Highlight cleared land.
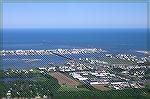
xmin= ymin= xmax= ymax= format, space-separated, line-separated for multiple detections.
xmin=49 ymin=72 xmax=80 ymax=87
xmin=92 ymin=84 xmax=110 ymax=91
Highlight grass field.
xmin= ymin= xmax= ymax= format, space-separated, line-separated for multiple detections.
xmin=54 ymin=88 xmax=150 ymax=99
xmin=92 ymin=84 xmax=110 ymax=91
xmin=58 ymin=86 xmax=89 ymax=92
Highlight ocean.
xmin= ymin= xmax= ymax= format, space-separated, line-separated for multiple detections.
xmin=2 ymin=28 xmax=148 ymax=50
xmin=1 ymin=28 xmax=149 ymax=70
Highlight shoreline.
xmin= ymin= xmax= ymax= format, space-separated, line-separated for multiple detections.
xmin=0 ymin=48 xmax=107 ymax=56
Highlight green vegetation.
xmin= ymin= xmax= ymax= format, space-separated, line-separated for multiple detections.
xmin=0 ymin=69 xmax=4 ymax=78
xmin=112 ymin=68 xmax=124 ymax=73
xmin=0 ymin=69 xmax=60 ymax=98
xmin=107 ymin=60 xmax=134 ymax=65
xmin=0 ymin=70 xmax=6 ymax=97
xmin=145 ymin=68 xmax=150 ymax=78
xmin=0 ymin=81 xmax=7 ymax=97
xmin=58 ymin=86 xmax=89 ymax=92
xmin=89 ymin=58 xmax=134 ymax=65
xmin=4 ymin=68 xmax=39 ymax=78
xmin=7 ymin=79 xmax=60 ymax=98
xmin=0 ymin=69 xmax=150 ymax=98
xmin=54 ymin=88 xmax=150 ymax=99
xmin=145 ymin=68 xmax=150 ymax=93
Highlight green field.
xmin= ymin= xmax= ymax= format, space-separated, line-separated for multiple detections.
xmin=58 ymin=86 xmax=89 ymax=92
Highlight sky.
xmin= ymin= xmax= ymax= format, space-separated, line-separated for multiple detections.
xmin=3 ymin=3 xmax=147 ymax=29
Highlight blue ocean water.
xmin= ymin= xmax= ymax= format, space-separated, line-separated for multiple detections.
xmin=2 ymin=28 xmax=148 ymax=50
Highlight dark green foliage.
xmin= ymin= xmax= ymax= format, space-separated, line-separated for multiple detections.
xmin=0 ymin=70 xmax=60 ymax=98
xmin=1 ymin=70 xmax=150 ymax=98
xmin=6 ymin=79 xmax=60 ymax=98
xmin=112 ymin=68 xmax=124 ymax=73
xmin=77 ymin=84 xmax=98 ymax=91
xmin=0 ymin=81 xmax=7 ymax=98
xmin=0 ymin=70 xmax=4 ymax=78
xmin=54 ymin=88 xmax=150 ymax=99
xmin=145 ymin=68 xmax=150 ymax=76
